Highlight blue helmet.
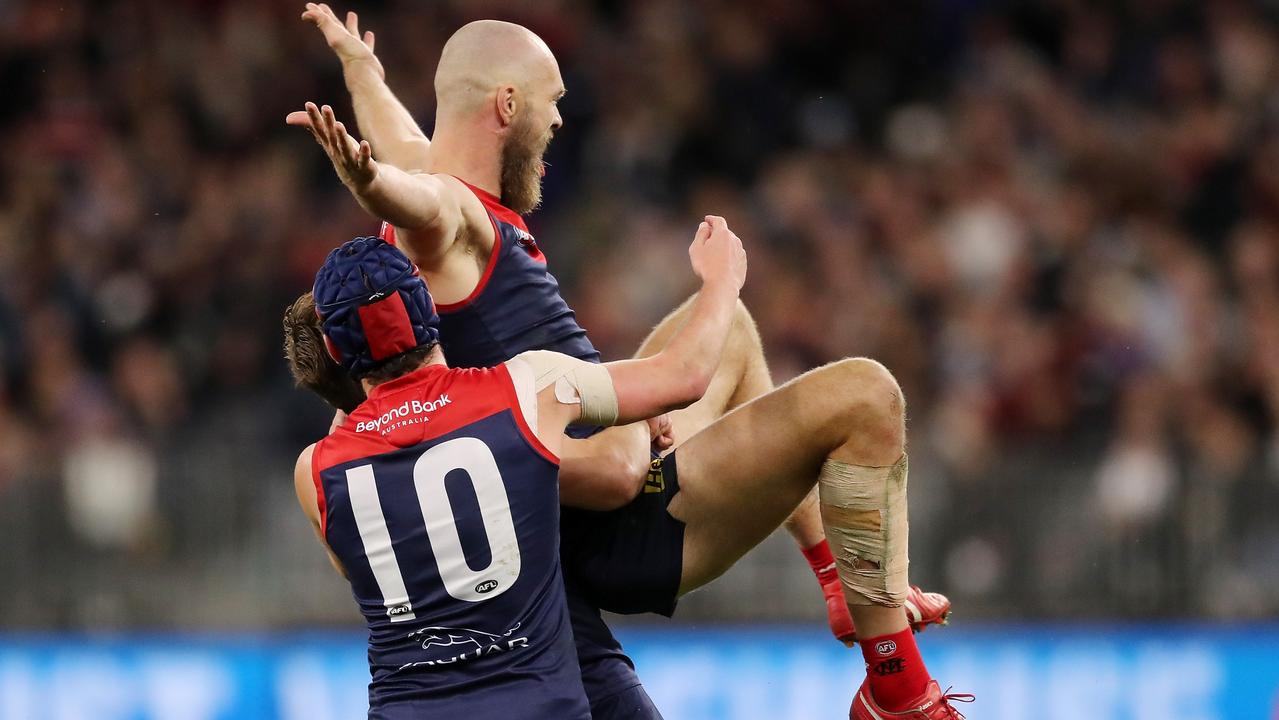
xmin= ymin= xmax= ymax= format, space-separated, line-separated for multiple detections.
xmin=312 ymin=237 xmax=440 ymax=377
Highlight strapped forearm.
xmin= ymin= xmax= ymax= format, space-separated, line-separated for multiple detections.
xmin=345 ymin=67 xmax=432 ymax=172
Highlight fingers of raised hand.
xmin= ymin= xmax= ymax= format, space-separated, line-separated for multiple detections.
xmin=321 ymin=105 xmax=339 ymax=137
xmin=304 ymin=102 xmax=328 ymax=140
xmin=693 ymin=220 xmax=711 ymax=244
xmin=332 ymin=121 xmax=358 ymax=161
xmin=302 ymin=3 xmax=334 ymax=27
xmin=306 ymin=102 xmax=327 ymax=140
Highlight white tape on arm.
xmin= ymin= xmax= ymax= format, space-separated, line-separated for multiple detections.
xmin=512 ymin=350 xmax=620 ymax=426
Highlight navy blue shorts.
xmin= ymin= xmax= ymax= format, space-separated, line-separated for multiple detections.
xmin=561 ymin=451 xmax=685 ymax=616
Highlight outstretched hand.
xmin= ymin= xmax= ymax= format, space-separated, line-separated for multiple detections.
xmin=301 ymin=3 xmax=384 ymax=79
xmin=288 ymin=102 xmax=378 ymax=191
xmin=688 ymin=215 xmax=748 ymax=294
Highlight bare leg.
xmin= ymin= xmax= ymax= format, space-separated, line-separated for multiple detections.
xmin=632 ymin=295 xmax=754 ymax=445
xmin=667 ymin=356 xmax=907 ymax=641
xmin=633 ymin=295 xmax=827 ymax=548
xmin=631 ymin=306 xmax=958 ymax=711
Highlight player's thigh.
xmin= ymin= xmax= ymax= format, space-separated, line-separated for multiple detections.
xmin=667 ymin=338 xmax=773 ymax=444
xmin=668 ymin=379 xmax=835 ymax=594
xmin=663 ymin=359 xmax=742 ymax=445
xmin=638 ymin=297 xmax=763 ymax=445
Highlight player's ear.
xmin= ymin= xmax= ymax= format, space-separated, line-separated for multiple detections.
xmin=495 ymin=85 xmax=518 ymax=128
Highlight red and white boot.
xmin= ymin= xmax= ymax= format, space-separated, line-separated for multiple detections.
xmin=805 ymin=541 xmax=952 ymax=644
xmin=821 ymin=583 xmax=952 ymax=644
xmin=850 ymin=679 xmax=974 ymax=720
xmin=902 ymin=586 xmax=952 ymax=637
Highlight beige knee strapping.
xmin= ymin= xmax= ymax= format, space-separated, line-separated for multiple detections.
xmin=818 ymin=454 xmax=909 ymax=607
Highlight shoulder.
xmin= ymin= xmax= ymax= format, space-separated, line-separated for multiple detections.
xmin=432 ymin=174 xmax=494 ymax=241
xmin=508 ymin=351 xmax=607 ymax=392
xmin=392 ymin=173 xmax=494 ymax=266
xmin=293 ymin=442 xmax=325 ymax=529
xmin=294 ymin=443 xmax=317 ymax=485
xmin=509 ymin=350 xmax=575 ymax=376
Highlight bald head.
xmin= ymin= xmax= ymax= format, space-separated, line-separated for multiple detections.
xmin=435 ymin=20 xmax=562 ymax=118
xmin=432 ymin=20 xmax=565 ymax=214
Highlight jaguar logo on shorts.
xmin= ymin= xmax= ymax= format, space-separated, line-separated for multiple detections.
xmin=644 ymin=459 xmax=665 ymax=494
xmin=875 ymin=640 xmax=897 ymax=656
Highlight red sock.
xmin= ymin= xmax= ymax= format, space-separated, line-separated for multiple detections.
xmin=858 ymin=627 xmax=930 ymax=711
xmin=800 ymin=539 xmax=839 ymax=585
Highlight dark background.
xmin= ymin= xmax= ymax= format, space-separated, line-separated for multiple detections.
xmin=1 ymin=0 xmax=1277 ymax=629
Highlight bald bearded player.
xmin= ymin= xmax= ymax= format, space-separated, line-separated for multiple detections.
xmin=288 ymin=7 xmax=960 ymax=720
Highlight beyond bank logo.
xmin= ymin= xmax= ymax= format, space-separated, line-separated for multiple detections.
xmin=355 ymin=395 xmax=453 ymax=434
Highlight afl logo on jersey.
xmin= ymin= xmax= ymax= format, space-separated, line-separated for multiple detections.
xmin=474 ymin=579 xmax=500 ymax=595
xmin=387 ymin=603 xmax=413 ymax=619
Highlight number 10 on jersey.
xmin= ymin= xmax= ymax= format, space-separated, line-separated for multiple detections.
xmin=345 ymin=437 xmax=522 ymax=620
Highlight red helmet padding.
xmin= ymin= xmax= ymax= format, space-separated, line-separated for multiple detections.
xmin=358 ymin=291 xmax=419 ymax=361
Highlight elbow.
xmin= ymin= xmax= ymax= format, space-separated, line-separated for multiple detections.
xmin=560 ymin=431 xmax=648 ymax=511
xmin=593 ymin=444 xmax=648 ymax=510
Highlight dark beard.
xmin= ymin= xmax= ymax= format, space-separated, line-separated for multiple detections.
xmin=499 ymin=118 xmax=547 ymax=214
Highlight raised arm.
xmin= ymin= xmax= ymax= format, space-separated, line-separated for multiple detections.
xmin=605 ymin=215 xmax=747 ymax=419
xmin=291 ymin=102 xmax=465 ymax=264
xmin=514 ymin=215 xmax=747 ymax=437
xmin=292 ymin=3 xmax=432 ymax=171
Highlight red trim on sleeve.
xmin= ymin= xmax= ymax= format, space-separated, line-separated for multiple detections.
xmin=522 ymin=240 xmax=547 ymax=265
xmin=452 ymin=177 xmax=528 ymax=233
xmin=310 ymin=441 xmax=329 ymax=537
xmin=495 ymin=363 xmax=560 ymax=465
xmin=435 ymin=211 xmax=501 ymax=312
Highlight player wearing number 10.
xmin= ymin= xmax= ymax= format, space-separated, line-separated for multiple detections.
xmin=292 ymin=228 xmax=747 ymax=719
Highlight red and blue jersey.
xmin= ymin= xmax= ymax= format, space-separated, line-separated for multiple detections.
xmin=310 ymin=364 xmax=589 ymax=720
xmin=378 ymin=184 xmax=646 ymax=709
xmin=379 ymin=180 xmax=600 ymax=369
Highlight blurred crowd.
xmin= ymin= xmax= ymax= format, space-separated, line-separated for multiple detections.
xmin=2 ymin=0 xmax=1278 ymax=628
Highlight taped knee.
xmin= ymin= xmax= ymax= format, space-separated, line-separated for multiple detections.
xmin=817 ymin=454 xmax=909 ymax=607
